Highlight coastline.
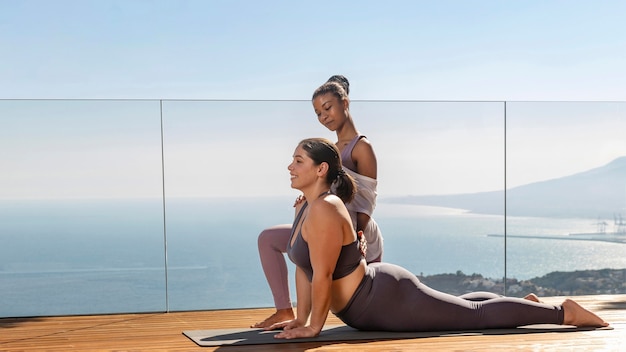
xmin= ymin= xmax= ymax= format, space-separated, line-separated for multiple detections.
xmin=419 ymin=268 xmax=626 ymax=297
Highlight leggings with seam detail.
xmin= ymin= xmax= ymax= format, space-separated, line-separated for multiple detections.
xmin=257 ymin=224 xmax=292 ymax=310
xmin=334 ymin=263 xmax=564 ymax=332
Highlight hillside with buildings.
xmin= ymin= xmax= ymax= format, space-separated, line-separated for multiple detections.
xmin=419 ymin=268 xmax=626 ymax=297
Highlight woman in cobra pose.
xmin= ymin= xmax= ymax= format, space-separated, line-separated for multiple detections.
xmin=252 ymin=76 xmax=384 ymax=328
xmin=269 ymin=137 xmax=608 ymax=339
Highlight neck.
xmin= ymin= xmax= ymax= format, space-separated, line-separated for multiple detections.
xmin=335 ymin=116 xmax=357 ymax=141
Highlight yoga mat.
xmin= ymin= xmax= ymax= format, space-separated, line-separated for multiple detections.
xmin=183 ymin=324 xmax=612 ymax=347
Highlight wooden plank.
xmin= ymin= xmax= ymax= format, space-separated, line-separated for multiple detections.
xmin=1 ymin=295 xmax=624 ymax=351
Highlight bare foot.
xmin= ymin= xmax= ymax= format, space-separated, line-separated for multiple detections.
xmin=523 ymin=293 xmax=541 ymax=303
xmin=562 ymin=298 xmax=609 ymax=327
xmin=250 ymin=308 xmax=295 ymax=329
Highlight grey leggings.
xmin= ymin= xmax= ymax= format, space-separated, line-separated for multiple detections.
xmin=335 ymin=263 xmax=564 ymax=332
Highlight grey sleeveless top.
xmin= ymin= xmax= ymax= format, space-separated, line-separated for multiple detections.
xmin=340 ymin=135 xmax=365 ymax=172
xmin=287 ymin=202 xmax=363 ymax=282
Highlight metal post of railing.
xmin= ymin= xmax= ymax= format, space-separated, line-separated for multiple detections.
xmin=503 ymin=100 xmax=508 ymax=294
xmin=159 ymin=99 xmax=170 ymax=312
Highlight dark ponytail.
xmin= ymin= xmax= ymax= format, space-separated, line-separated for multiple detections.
xmin=332 ymin=168 xmax=356 ymax=204
xmin=299 ymin=138 xmax=356 ymax=204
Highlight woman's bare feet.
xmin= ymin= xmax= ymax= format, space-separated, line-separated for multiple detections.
xmin=250 ymin=308 xmax=295 ymax=329
xmin=562 ymin=298 xmax=609 ymax=327
xmin=523 ymin=293 xmax=541 ymax=303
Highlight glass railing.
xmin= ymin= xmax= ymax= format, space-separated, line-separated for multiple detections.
xmin=0 ymin=100 xmax=166 ymax=316
xmin=503 ymin=101 xmax=626 ymax=296
xmin=1 ymin=99 xmax=624 ymax=317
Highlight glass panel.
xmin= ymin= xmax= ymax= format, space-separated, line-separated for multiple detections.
xmin=505 ymin=102 xmax=626 ymax=296
xmin=4 ymin=99 xmax=622 ymax=317
xmin=354 ymin=101 xmax=506 ymax=295
xmin=162 ymin=100 xmax=506 ymax=311
xmin=162 ymin=100 xmax=320 ymax=310
xmin=0 ymin=100 xmax=165 ymax=317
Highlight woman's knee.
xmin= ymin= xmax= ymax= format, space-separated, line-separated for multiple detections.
xmin=257 ymin=229 xmax=274 ymax=248
xmin=257 ymin=226 xmax=290 ymax=251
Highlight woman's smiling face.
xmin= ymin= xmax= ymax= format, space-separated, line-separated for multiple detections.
xmin=288 ymin=145 xmax=317 ymax=190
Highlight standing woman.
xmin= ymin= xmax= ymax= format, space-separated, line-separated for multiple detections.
xmin=313 ymin=77 xmax=383 ymax=263
xmin=252 ymin=76 xmax=384 ymax=328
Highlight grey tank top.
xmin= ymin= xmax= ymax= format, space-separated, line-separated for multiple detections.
xmin=340 ymin=135 xmax=365 ymax=172
xmin=287 ymin=202 xmax=363 ymax=282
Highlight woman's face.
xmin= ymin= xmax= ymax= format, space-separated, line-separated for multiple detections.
xmin=287 ymin=145 xmax=318 ymax=190
xmin=312 ymin=93 xmax=347 ymax=132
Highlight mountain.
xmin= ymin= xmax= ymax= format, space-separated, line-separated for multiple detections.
xmin=383 ymin=156 xmax=626 ymax=219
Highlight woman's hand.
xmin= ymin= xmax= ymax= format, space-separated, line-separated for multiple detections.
xmin=293 ymin=194 xmax=306 ymax=207
xmin=265 ymin=318 xmax=300 ymax=331
xmin=357 ymin=230 xmax=367 ymax=258
xmin=274 ymin=325 xmax=320 ymax=339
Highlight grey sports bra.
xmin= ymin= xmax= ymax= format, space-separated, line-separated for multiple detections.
xmin=287 ymin=202 xmax=363 ymax=282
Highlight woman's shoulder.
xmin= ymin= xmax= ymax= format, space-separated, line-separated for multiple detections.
xmin=351 ymin=136 xmax=377 ymax=178
xmin=309 ymin=194 xmax=344 ymax=216
xmin=353 ymin=136 xmax=375 ymax=155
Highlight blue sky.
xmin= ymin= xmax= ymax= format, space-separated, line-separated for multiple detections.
xmin=2 ymin=0 xmax=625 ymax=101
xmin=1 ymin=1 xmax=625 ymax=199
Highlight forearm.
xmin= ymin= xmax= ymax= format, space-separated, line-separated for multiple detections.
xmin=356 ymin=212 xmax=371 ymax=232
xmin=309 ymin=274 xmax=332 ymax=333
xmin=294 ymin=267 xmax=311 ymax=324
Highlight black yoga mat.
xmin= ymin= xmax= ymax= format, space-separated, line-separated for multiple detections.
xmin=183 ymin=324 xmax=612 ymax=347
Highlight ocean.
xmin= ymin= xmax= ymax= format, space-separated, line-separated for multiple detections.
xmin=1 ymin=197 xmax=625 ymax=318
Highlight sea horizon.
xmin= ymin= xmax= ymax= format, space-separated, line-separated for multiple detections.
xmin=2 ymin=196 xmax=625 ymax=317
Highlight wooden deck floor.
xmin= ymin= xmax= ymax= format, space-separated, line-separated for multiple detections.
xmin=1 ymin=294 xmax=624 ymax=351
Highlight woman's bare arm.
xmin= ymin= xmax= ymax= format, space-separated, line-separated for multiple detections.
xmin=294 ymin=266 xmax=311 ymax=325
xmin=305 ymin=200 xmax=342 ymax=334
xmin=352 ymin=138 xmax=377 ymax=231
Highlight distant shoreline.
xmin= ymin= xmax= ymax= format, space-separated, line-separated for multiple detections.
xmin=487 ymin=233 xmax=626 ymax=244
xmin=419 ymin=268 xmax=626 ymax=297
